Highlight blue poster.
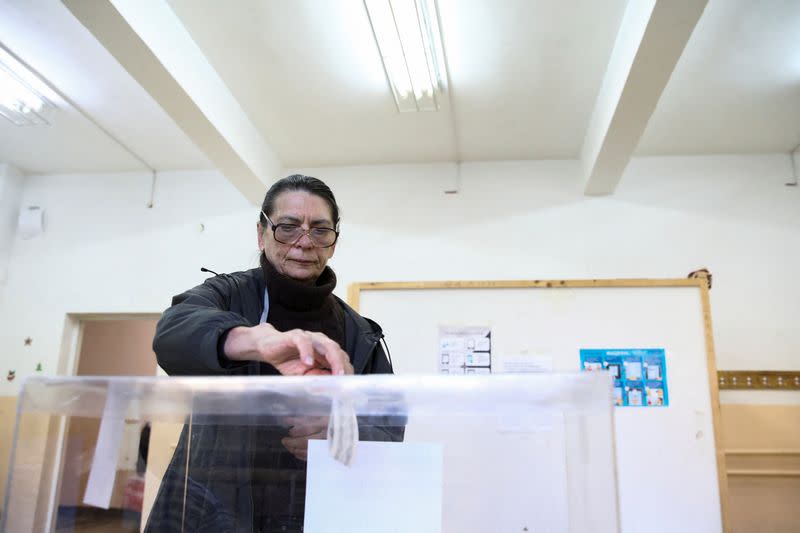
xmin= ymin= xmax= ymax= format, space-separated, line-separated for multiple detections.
xmin=579 ymin=349 xmax=669 ymax=407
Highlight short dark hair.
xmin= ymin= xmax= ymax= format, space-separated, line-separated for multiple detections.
xmin=259 ymin=174 xmax=340 ymax=227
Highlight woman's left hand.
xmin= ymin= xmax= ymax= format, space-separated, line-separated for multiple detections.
xmin=281 ymin=416 xmax=329 ymax=461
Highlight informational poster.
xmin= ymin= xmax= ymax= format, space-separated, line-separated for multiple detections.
xmin=579 ymin=348 xmax=669 ymax=407
xmin=438 ymin=326 xmax=492 ymax=374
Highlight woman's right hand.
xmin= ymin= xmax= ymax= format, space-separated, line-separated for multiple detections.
xmin=223 ymin=323 xmax=354 ymax=376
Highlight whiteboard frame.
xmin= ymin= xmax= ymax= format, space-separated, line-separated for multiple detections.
xmin=348 ymin=278 xmax=729 ymax=532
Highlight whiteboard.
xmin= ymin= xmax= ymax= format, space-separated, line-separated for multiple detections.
xmin=353 ymin=281 xmax=724 ymax=533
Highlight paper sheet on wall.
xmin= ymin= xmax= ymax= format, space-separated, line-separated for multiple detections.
xmin=500 ymin=354 xmax=553 ymax=373
xmin=304 ymin=440 xmax=443 ymax=533
xmin=83 ymin=383 xmax=128 ymax=508
xmin=438 ymin=326 xmax=491 ymax=374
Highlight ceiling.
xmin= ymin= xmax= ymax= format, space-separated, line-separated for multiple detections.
xmin=166 ymin=0 xmax=628 ymax=166
xmin=0 ymin=0 xmax=798 ymax=175
xmin=0 ymin=0 xmax=209 ymax=173
xmin=638 ymin=0 xmax=800 ymax=155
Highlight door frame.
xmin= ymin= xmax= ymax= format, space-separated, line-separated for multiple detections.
xmin=35 ymin=313 xmax=161 ymax=533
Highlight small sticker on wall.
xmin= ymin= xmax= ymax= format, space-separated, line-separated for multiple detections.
xmin=580 ymin=349 xmax=669 ymax=407
xmin=6 ymin=370 xmax=15 ymax=382
xmin=36 ymin=362 xmax=43 ymax=372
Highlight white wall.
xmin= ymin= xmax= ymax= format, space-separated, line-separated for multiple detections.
xmin=0 ymin=164 xmax=24 ymax=285
xmin=0 ymin=155 xmax=797 ymax=402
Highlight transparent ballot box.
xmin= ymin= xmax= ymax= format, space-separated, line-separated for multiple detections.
xmin=2 ymin=373 xmax=619 ymax=532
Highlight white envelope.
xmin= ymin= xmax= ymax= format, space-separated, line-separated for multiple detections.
xmin=304 ymin=440 xmax=444 ymax=533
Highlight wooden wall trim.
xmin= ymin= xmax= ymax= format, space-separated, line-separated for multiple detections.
xmin=725 ymin=449 xmax=800 ymax=456
xmin=349 ymin=278 xmax=701 ymax=300
xmin=718 ymin=370 xmax=800 ymax=390
xmin=699 ymin=284 xmax=729 ymax=533
xmin=727 ymin=469 xmax=800 ymax=477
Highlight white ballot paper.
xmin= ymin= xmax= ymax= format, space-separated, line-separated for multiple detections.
xmin=304 ymin=440 xmax=443 ymax=533
xmin=83 ymin=383 xmax=128 ymax=508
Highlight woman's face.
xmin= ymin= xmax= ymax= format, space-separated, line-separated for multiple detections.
xmin=257 ymin=190 xmax=337 ymax=283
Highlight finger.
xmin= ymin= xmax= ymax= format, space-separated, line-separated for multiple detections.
xmin=281 ymin=436 xmax=309 ymax=455
xmin=281 ymin=436 xmax=312 ymax=462
xmin=326 ymin=352 xmax=353 ymax=375
xmin=282 ymin=443 xmax=303 ymax=460
xmin=288 ymin=417 xmax=328 ymax=436
xmin=285 ymin=415 xmax=327 ymax=426
xmin=309 ymin=333 xmax=351 ymax=375
xmin=284 ymin=416 xmax=330 ymax=426
xmin=289 ymin=425 xmax=314 ymax=437
xmin=304 ymin=368 xmax=332 ymax=376
xmin=253 ymin=324 xmax=299 ymax=364
xmin=308 ymin=429 xmax=327 ymax=440
xmin=281 ymin=436 xmax=300 ymax=451
xmin=308 ymin=333 xmax=342 ymax=372
xmin=286 ymin=446 xmax=307 ymax=462
xmin=324 ymin=358 xmax=353 ymax=376
xmin=288 ymin=330 xmax=316 ymax=367
xmin=289 ymin=423 xmax=329 ymax=438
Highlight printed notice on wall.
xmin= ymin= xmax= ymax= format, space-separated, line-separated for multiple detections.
xmin=439 ymin=326 xmax=492 ymax=374
xmin=500 ymin=354 xmax=553 ymax=374
xmin=579 ymin=348 xmax=669 ymax=407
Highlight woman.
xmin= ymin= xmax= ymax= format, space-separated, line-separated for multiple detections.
xmin=146 ymin=175 xmax=401 ymax=532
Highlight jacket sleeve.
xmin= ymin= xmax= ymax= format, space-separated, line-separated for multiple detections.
xmin=153 ymin=276 xmax=252 ymax=375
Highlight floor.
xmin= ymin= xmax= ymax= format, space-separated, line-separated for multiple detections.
xmin=55 ymin=506 xmax=140 ymax=533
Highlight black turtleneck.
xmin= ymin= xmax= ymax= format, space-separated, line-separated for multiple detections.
xmin=260 ymin=256 xmax=346 ymax=352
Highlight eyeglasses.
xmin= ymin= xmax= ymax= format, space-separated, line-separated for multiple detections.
xmin=261 ymin=211 xmax=339 ymax=248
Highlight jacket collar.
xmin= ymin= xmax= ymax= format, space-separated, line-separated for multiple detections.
xmin=244 ymin=268 xmax=379 ymax=373
xmin=260 ymin=256 xmax=338 ymax=312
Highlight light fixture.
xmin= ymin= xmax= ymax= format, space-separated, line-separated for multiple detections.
xmin=0 ymin=46 xmax=56 ymax=126
xmin=364 ymin=0 xmax=447 ymax=112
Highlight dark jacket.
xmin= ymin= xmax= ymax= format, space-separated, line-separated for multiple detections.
xmin=146 ymin=268 xmax=403 ymax=533
xmin=153 ymin=267 xmax=394 ymax=376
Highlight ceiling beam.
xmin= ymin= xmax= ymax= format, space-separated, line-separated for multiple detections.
xmin=581 ymin=0 xmax=708 ymax=196
xmin=62 ymin=0 xmax=279 ymax=204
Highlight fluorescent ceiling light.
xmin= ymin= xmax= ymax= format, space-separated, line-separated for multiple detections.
xmin=365 ymin=0 xmax=447 ymax=112
xmin=0 ymin=46 xmax=56 ymax=126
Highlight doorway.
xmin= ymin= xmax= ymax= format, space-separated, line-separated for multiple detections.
xmin=54 ymin=316 xmax=159 ymax=533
